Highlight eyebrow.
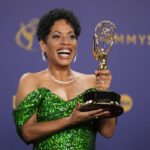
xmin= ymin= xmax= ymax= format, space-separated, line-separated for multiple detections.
xmin=53 ymin=31 xmax=75 ymax=35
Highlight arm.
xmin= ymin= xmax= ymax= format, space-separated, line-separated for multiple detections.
xmin=21 ymin=113 xmax=72 ymax=142
xmin=97 ymin=118 xmax=117 ymax=138
xmin=21 ymin=106 xmax=105 ymax=142
xmin=15 ymin=73 xmax=105 ymax=142
xmin=95 ymin=69 xmax=117 ymax=138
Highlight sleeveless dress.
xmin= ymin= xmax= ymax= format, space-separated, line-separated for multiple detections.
xmin=13 ymin=88 xmax=97 ymax=150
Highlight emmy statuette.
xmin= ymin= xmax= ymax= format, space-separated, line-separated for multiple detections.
xmin=79 ymin=21 xmax=124 ymax=118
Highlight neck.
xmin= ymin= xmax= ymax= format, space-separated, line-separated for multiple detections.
xmin=47 ymin=66 xmax=75 ymax=85
xmin=48 ymin=65 xmax=73 ymax=80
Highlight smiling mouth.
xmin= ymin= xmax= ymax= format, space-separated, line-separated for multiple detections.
xmin=57 ymin=49 xmax=71 ymax=58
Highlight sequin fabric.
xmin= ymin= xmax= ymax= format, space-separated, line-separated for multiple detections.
xmin=13 ymin=88 xmax=97 ymax=150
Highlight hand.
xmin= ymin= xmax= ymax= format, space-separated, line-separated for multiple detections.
xmin=68 ymin=103 xmax=111 ymax=125
xmin=95 ymin=69 xmax=112 ymax=91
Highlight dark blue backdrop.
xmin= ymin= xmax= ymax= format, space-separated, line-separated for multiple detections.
xmin=1 ymin=0 xmax=150 ymax=149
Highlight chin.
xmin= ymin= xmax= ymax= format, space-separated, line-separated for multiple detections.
xmin=58 ymin=59 xmax=72 ymax=66
xmin=62 ymin=63 xmax=71 ymax=67
xmin=57 ymin=62 xmax=71 ymax=68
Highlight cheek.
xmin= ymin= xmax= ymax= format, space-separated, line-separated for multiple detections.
xmin=47 ymin=41 xmax=57 ymax=51
xmin=73 ymin=41 xmax=77 ymax=49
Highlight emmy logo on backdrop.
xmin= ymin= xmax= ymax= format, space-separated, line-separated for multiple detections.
xmin=15 ymin=19 xmax=39 ymax=51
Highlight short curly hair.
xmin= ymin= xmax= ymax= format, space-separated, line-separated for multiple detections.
xmin=36 ymin=8 xmax=81 ymax=42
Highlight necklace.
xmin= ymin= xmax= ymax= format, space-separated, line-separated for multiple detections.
xmin=50 ymin=74 xmax=75 ymax=85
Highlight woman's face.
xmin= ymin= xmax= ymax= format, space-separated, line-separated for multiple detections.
xmin=43 ymin=19 xmax=77 ymax=67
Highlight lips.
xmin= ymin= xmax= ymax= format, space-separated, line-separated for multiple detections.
xmin=57 ymin=49 xmax=71 ymax=58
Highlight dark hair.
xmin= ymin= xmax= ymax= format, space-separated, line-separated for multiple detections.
xmin=36 ymin=8 xmax=81 ymax=42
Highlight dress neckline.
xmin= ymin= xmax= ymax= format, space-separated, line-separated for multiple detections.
xmin=40 ymin=87 xmax=96 ymax=102
xmin=14 ymin=87 xmax=96 ymax=110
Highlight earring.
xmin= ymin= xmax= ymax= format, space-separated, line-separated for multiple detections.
xmin=42 ymin=52 xmax=46 ymax=62
xmin=73 ymin=54 xmax=77 ymax=63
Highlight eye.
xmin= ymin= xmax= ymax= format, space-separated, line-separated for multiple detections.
xmin=71 ymin=35 xmax=76 ymax=39
xmin=52 ymin=34 xmax=61 ymax=39
xmin=68 ymin=34 xmax=76 ymax=40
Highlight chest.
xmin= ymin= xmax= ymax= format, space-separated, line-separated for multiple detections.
xmin=38 ymin=73 xmax=96 ymax=101
xmin=37 ymin=89 xmax=84 ymax=121
xmin=41 ymin=80 xmax=94 ymax=101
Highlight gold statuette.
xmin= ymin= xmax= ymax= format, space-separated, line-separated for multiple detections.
xmin=80 ymin=21 xmax=124 ymax=118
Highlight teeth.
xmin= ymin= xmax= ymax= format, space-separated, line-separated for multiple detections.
xmin=57 ymin=49 xmax=71 ymax=55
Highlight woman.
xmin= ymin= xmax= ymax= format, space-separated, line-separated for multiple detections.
xmin=13 ymin=8 xmax=116 ymax=150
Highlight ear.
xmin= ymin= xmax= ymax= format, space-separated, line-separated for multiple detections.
xmin=39 ymin=40 xmax=47 ymax=52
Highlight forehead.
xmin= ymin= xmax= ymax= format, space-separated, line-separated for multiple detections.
xmin=50 ymin=19 xmax=74 ymax=33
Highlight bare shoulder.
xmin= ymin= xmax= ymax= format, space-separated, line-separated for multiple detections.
xmin=74 ymin=71 xmax=96 ymax=87
xmin=15 ymin=72 xmax=40 ymax=107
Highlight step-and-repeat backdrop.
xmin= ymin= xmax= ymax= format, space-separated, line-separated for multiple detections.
xmin=0 ymin=0 xmax=150 ymax=149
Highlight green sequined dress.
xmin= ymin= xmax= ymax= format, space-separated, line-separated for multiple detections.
xmin=13 ymin=88 xmax=97 ymax=150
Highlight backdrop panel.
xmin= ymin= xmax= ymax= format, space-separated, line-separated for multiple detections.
xmin=0 ymin=0 xmax=150 ymax=149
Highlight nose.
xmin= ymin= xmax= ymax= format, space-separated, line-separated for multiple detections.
xmin=60 ymin=36 xmax=69 ymax=44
